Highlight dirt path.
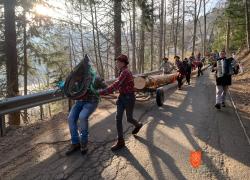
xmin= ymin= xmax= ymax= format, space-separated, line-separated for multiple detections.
xmin=0 ymin=69 xmax=249 ymax=180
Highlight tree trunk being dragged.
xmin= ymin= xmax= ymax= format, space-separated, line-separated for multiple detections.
xmin=134 ymin=73 xmax=177 ymax=90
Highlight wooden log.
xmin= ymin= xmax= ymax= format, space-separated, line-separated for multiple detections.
xmin=134 ymin=65 xmax=209 ymax=90
xmin=134 ymin=76 xmax=147 ymax=90
xmin=134 ymin=73 xmax=178 ymax=90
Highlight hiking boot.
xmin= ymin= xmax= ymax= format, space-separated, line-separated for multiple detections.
xmin=80 ymin=143 xmax=88 ymax=155
xmin=222 ymin=102 xmax=226 ymax=107
xmin=111 ymin=138 xmax=125 ymax=151
xmin=65 ymin=143 xmax=80 ymax=156
xmin=214 ymin=103 xmax=221 ymax=109
xmin=132 ymin=123 xmax=143 ymax=135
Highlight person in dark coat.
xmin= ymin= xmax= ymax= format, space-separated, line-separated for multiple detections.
xmin=175 ymin=56 xmax=185 ymax=90
xmin=183 ymin=58 xmax=192 ymax=85
xmin=212 ymin=50 xmax=234 ymax=109
xmin=197 ymin=61 xmax=203 ymax=77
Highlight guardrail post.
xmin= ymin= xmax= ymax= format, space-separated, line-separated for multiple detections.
xmin=0 ymin=115 xmax=6 ymax=136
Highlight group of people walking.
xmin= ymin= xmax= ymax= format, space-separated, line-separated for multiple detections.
xmin=64 ymin=49 xmax=239 ymax=156
xmin=160 ymin=53 xmax=204 ymax=90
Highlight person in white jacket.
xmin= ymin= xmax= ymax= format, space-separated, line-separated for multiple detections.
xmin=160 ymin=57 xmax=175 ymax=74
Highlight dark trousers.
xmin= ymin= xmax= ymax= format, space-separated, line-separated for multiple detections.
xmin=116 ymin=93 xmax=139 ymax=139
xmin=177 ymin=75 xmax=183 ymax=89
xmin=186 ymin=73 xmax=191 ymax=84
xmin=198 ymin=66 xmax=203 ymax=76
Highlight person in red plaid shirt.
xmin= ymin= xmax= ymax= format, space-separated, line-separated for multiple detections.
xmin=98 ymin=54 xmax=143 ymax=151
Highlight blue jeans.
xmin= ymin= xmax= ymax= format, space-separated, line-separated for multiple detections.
xmin=68 ymin=100 xmax=98 ymax=144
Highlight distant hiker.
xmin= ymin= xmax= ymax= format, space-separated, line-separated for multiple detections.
xmin=190 ymin=52 xmax=195 ymax=60
xmin=175 ymin=55 xmax=185 ymax=90
xmin=201 ymin=57 xmax=206 ymax=64
xmin=213 ymin=50 xmax=220 ymax=60
xmin=208 ymin=53 xmax=214 ymax=65
xmin=65 ymin=57 xmax=107 ymax=156
xmin=196 ymin=52 xmax=201 ymax=62
xmin=193 ymin=52 xmax=203 ymax=77
xmin=231 ymin=52 xmax=240 ymax=75
xmin=98 ymin=54 xmax=143 ymax=151
xmin=239 ymin=61 xmax=244 ymax=73
xmin=232 ymin=52 xmax=236 ymax=59
xmin=197 ymin=60 xmax=203 ymax=77
xmin=160 ymin=57 xmax=175 ymax=74
xmin=183 ymin=58 xmax=192 ymax=85
xmin=212 ymin=50 xmax=235 ymax=109
xmin=189 ymin=55 xmax=196 ymax=70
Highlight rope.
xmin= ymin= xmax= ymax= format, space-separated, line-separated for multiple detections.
xmin=60 ymin=54 xmax=95 ymax=100
xmin=229 ymin=90 xmax=250 ymax=146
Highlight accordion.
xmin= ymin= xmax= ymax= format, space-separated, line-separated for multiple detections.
xmin=216 ymin=57 xmax=234 ymax=77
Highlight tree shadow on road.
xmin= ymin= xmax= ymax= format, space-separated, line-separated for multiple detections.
xmin=1 ymin=97 xmax=158 ymax=179
xmin=134 ymin=135 xmax=187 ymax=180
xmin=2 ymin=71 xmax=249 ymax=179
xmin=113 ymin=146 xmax=154 ymax=180
xmin=0 ymin=106 xmax=116 ymax=179
xmin=150 ymin=71 xmax=250 ymax=179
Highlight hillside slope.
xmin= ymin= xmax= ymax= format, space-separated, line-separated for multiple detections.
xmin=230 ymin=49 xmax=250 ymax=138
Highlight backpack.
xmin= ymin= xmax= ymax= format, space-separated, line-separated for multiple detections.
xmin=63 ymin=54 xmax=96 ymax=100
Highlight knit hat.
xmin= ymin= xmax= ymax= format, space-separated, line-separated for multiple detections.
xmin=162 ymin=57 xmax=168 ymax=61
xmin=174 ymin=55 xmax=180 ymax=60
xmin=115 ymin=54 xmax=129 ymax=64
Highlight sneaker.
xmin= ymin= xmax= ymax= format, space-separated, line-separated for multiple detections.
xmin=132 ymin=123 xmax=143 ymax=135
xmin=80 ymin=143 xmax=88 ymax=155
xmin=214 ymin=104 xmax=221 ymax=109
xmin=111 ymin=138 xmax=125 ymax=151
xmin=65 ymin=143 xmax=80 ymax=156
xmin=222 ymin=102 xmax=226 ymax=107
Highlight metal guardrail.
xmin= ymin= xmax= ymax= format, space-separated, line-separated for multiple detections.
xmin=0 ymin=90 xmax=65 ymax=136
xmin=0 ymin=90 xmax=64 ymax=115
xmin=0 ymin=70 xmax=163 ymax=136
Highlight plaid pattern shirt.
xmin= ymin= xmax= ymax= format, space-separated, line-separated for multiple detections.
xmin=99 ymin=66 xmax=134 ymax=95
xmin=175 ymin=60 xmax=186 ymax=76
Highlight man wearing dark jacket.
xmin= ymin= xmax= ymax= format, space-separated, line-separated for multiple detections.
xmin=212 ymin=50 xmax=233 ymax=109
xmin=183 ymin=58 xmax=192 ymax=85
xmin=175 ymin=56 xmax=186 ymax=90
